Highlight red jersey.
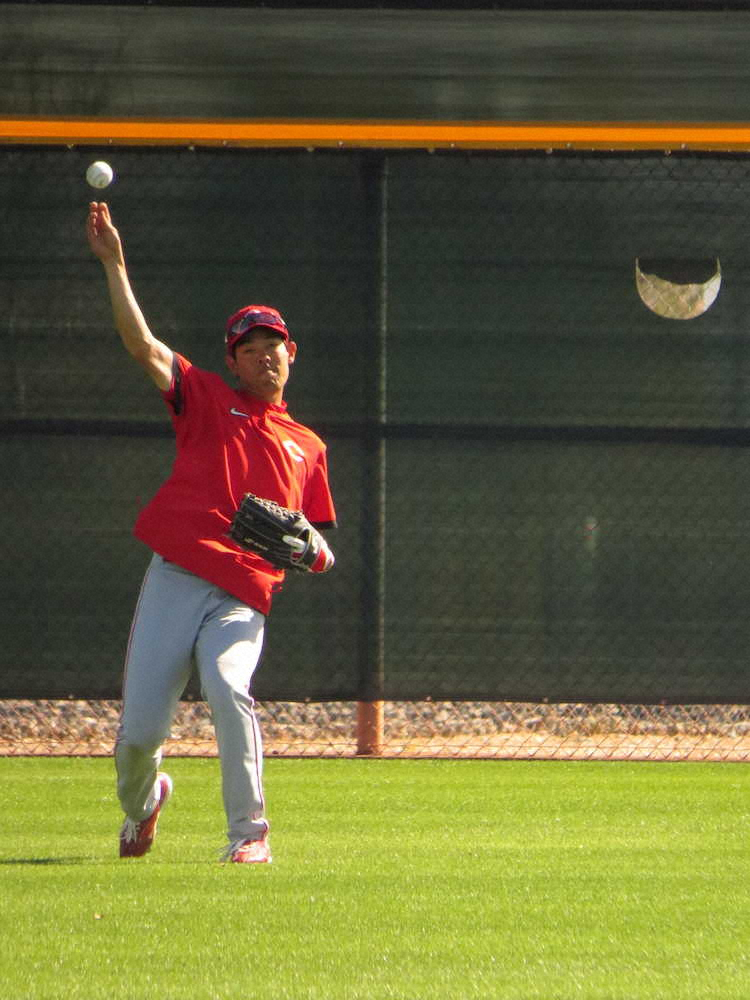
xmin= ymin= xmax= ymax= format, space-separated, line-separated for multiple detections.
xmin=134 ymin=354 xmax=336 ymax=615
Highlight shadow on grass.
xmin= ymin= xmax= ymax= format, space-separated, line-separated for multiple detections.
xmin=0 ymin=856 xmax=93 ymax=865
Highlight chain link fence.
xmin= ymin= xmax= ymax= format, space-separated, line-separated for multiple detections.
xmin=2 ymin=145 xmax=750 ymax=758
xmin=3 ymin=701 xmax=750 ymax=762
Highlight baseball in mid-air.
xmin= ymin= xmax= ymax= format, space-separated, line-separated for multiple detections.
xmin=86 ymin=161 xmax=114 ymax=189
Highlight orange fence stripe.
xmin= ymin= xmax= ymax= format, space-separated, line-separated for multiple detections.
xmin=3 ymin=119 xmax=750 ymax=150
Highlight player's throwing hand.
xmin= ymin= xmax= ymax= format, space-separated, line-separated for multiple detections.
xmin=86 ymin=202 xmax=123 ymax=265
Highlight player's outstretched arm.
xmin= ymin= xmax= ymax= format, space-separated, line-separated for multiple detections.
xmin=86 ymin=202 xmax=173 ymax=390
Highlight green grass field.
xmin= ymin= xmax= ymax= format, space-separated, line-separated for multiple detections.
xmin=2 ymin=757 xmax=750 ymax=1000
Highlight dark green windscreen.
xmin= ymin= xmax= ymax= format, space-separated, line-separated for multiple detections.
xmin=2 ymin=147 xmax=749 ymax=702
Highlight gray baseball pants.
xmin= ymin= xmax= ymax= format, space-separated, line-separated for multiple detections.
xmin=115 ymin=554 xmax=268 ymax=844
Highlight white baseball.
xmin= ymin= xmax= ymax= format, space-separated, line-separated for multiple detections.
xmin=86 ymin=161 xmax=114 ymax=189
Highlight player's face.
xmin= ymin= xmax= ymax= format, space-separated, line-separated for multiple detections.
xmin=226 ymin=328 xmax=297 ymax=403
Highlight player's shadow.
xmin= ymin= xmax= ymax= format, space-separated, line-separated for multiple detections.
xmin=0 ymin=856 xmax=90 ymax=865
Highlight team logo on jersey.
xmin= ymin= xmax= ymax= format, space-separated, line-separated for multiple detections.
xmin=283 ymin=440 xmax=306 ymax=463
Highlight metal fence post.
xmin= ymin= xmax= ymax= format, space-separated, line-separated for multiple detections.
xmin=357 ymin=151 xmax=388 ymax=755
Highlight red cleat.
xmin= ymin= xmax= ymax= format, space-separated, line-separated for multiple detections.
xmin=119 ymin=773 xmax=173 ymax=858
xmin=224 ymin=838 xmax=272 ymax=864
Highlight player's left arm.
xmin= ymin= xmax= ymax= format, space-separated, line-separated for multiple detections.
xmin=296 ymin=443 xmax=337 ymax=572
xmin=302 ymin=446 xmax=337 ymax=532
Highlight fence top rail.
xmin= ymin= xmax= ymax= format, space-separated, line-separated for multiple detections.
xmin=5 ymin=119 xmax=750 ymax=152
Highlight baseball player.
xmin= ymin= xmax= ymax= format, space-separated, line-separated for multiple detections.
xmin=86 ymin=202 xmax=336 ymax=863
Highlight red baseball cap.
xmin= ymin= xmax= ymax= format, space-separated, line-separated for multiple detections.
xmin=225 ymin=305 xmax=290 ymax=354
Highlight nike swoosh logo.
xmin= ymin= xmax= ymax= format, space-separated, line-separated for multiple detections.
xmin=230 ymin=407 xmax=250 ymax=418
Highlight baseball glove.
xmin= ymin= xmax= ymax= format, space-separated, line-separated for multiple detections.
xmin=228 ymin=492 xmax=335 ymax=574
